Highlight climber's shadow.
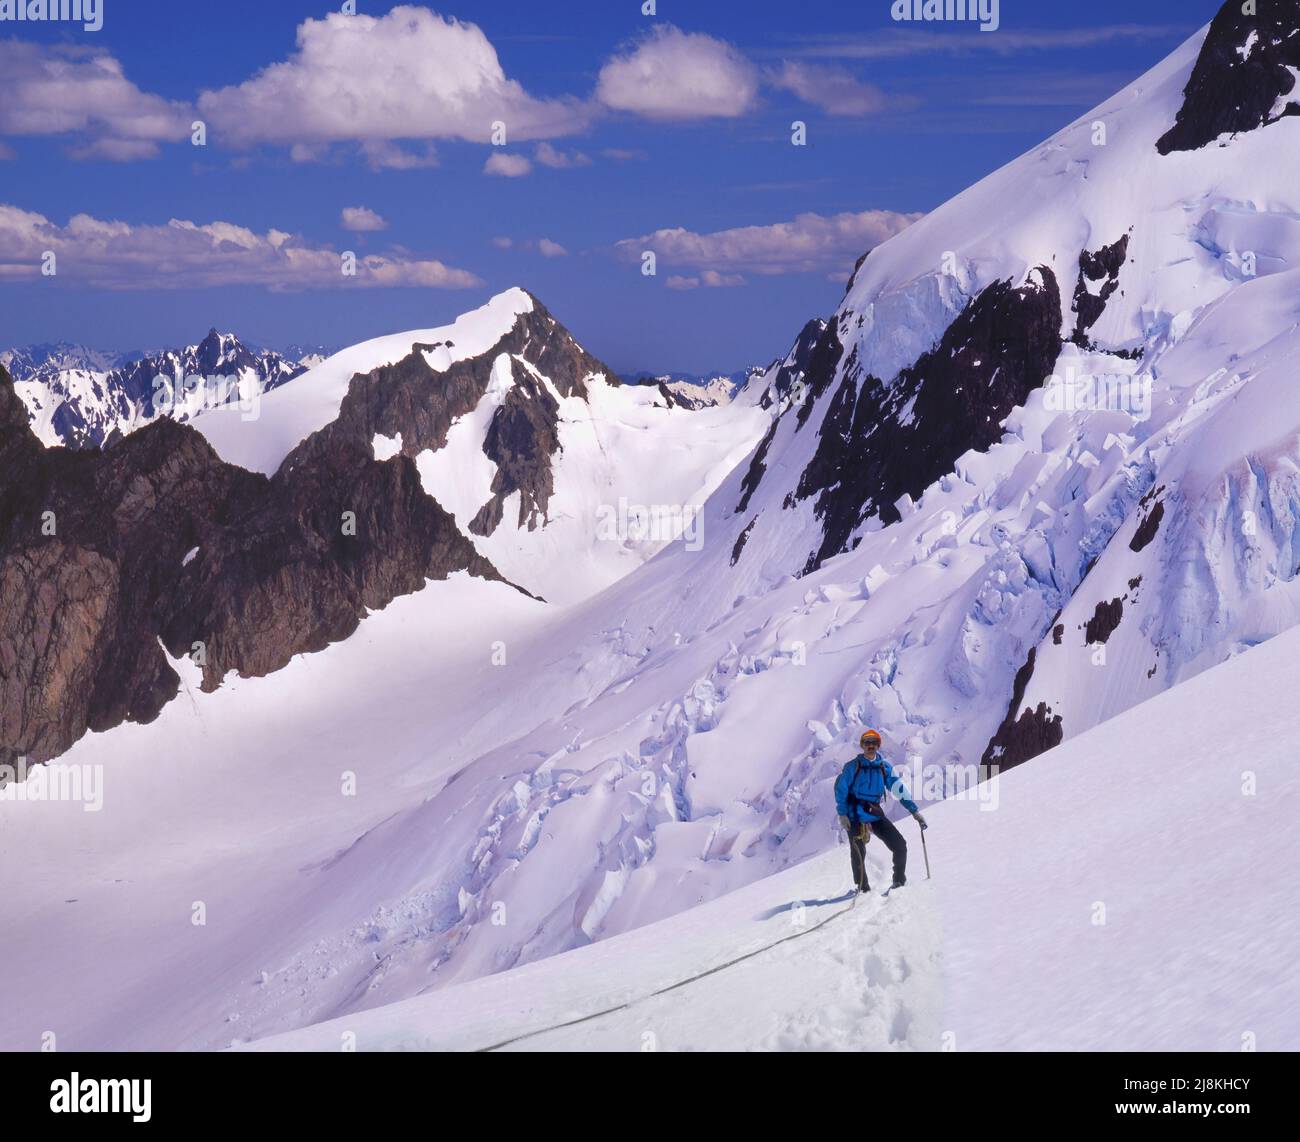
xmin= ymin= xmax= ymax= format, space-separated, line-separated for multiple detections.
xmin=755 ymin=889 xmax=856 ymax=921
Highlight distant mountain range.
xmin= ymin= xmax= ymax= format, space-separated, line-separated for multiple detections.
xmin=1 ymin=332 xmax=322 ymax=449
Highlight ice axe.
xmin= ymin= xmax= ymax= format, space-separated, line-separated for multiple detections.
xmin=919 ymin=821 xmax=931 ymax=880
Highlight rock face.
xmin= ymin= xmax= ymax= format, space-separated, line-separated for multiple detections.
xmin=794 ymin=269 xmax=1064 ymax=573
xmin=0 ymin=361 xmax=506 ymax=765
xmin=1157 ymin=0 xmax=1300 ymax=155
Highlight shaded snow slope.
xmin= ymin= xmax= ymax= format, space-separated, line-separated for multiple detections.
xmin=0 ymin=573 xmax=547 ymax=1050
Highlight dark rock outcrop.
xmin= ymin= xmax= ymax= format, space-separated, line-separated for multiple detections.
xmin=1130 ymin=487 xmax=1166 ymax=552
xmin=1084 ymin=597 xmax=1124 ymax=645
xmin=795 ymin=269 xmax=1064 ymax=573
xmin=0 ymin=359 xmax=506 ymax=765
xmin=1070 ymin=234 xmax=1130 ymax=348
xmin=472 ymin=360 xmax=561 ymax=534
xmin=758 ymin=319 xmax=832 ymax=413
xmin=1157 ymin=0 xmax=1300 ymax=155
xmin=304 ymin=294 xmax=615 ymax=540
xmin=981 ymin=647 xmax=1064 ymax=771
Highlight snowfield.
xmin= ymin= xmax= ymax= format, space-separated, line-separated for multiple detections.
xmin=2 ymin=579 xmax=1293 ymax=1051
xmin=237 ymin=621 xmax=1299 ymax=1052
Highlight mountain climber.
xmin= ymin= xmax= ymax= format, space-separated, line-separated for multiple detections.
xmin=835 ymin=729 xmax=927 ymax=893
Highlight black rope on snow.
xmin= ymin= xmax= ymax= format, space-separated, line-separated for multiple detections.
xmin=475 ymin=893 xmax=862 ymax=1052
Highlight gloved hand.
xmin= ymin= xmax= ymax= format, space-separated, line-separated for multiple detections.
xmin=914 ymin=812 xmax=928 ymax=831
xmin=838 ymin=815 xmax=851 ymax=832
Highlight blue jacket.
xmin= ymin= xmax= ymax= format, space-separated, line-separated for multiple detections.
xmin=834 ymin=753 xmax=918 ymax=823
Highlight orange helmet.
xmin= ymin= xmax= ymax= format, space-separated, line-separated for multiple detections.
xmin=860 ymin=729 xmax=882 ymax=749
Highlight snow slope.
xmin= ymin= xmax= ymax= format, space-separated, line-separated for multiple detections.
xmin=237 ymin=621 xmax=1300 ymax=1052
xmin=415 ymin=368 xmax=769 ymax=602
xmin=0 ymin=572 xmax=548 ymax=1051
xmin=238 ymin=853 xmax=939 ymax=1052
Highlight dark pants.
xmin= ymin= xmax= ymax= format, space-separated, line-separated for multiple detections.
xmin=848 ymin=815 xmax=908 ymax=890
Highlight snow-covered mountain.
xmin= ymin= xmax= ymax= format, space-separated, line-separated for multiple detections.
xmin=624 ymin=368 xmax=766 ymax=410
xmin=8 ymin=330 xmax=309 ymax=449
xmin=706 ymin=5 xmax=1300 ymax=776
xmin=0 ymin=287 xmax=771 ymax=764
xmin=1 ymin=0 xmax=1297 ymax=1052
xmin=192 ymin=289 xmax=772 ymax=603
xmin=0 ymin=341 xmax=125 ymax=380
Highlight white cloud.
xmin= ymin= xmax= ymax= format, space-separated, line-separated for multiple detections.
xmin=198 ymin=7 xmax=591 ymax=149
xmin=534 ymin=141 xmax=592 ymax=168
xmin=361 ymin=140 xmax=440 ymax=170
xmin=491 ymin=236 xmax=514 ymax=249
xmin=596 ymin=25 xmax=759 ymax=121
xmin=0 ymin=204 xmax=481 ymax=291
xmin=537 ymin=238 xmax=568 ymax=258
xmin=666 ymin=270 xmax=746 ymax=290
xmin=620 ymin=209 xmax=922 ymax=275
xmin=0 ymin=42 xmax=192 ymax=160
xmin=341 ymin=206 xmax=388 ymax=232
xmin=788 ymin=25 xmax=1187 ymax=61
xmin=767 ymin=62 xmax=887 ymax=116
xmin=484 ymin=152 xmax=533 ymax=178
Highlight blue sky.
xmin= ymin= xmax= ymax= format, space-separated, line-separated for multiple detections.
xmin=0 ymin=0 xmax=1220 ymax=373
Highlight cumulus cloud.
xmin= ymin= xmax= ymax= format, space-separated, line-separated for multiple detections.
xmin=484 ymin=152 xmax=533 ymax=178
xmin=0 ymin=204 xmax=481 ymax=290
xmin=341 ymin=206 xmax=387 ymax=232
xmin=537 ymin=238 xmax=568 ymax=258
xmin=596 ymin=26 xmax=759 ymax=120
xmin=619 ymin=209 xmax=922 ymax=276
xmin=0 ymin=41 xmax=192 ymax=160
xmin=666 ymin=270 xmax=746 ymax=290
xmin=767 ymin=62 xmax=887 ymax=116
xmin=198 ymin=7 xmax=590 ymax=150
